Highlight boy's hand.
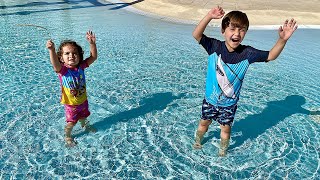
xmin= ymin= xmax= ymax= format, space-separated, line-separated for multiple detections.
xmin=207 ymin=6 xmax=225 ymax=19
xmin=86 ymin=30 xmax=96 ymax=44
xmin=279 ymin=19 xmax=298 ymax=41
xmin=46 ymin=40 xmax=55 ymax=50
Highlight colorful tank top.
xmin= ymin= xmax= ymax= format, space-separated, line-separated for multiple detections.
xmin=58 ymin=61 xmax=89 ymax=105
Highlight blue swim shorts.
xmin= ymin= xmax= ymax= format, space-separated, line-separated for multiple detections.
xmin=201 ymin=99 xmax=237 ymax=126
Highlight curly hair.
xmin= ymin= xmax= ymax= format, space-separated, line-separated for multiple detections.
xmin=57 ymin=40 xmax=84 ymax=64
xmin=221 ymin=11 xmax=249 ymax=33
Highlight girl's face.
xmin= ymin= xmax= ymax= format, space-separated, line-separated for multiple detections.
xmin=60 ymin=45 xmax=80 ymax=68
xmin=222 ymin=23 xmax=247 ymax=52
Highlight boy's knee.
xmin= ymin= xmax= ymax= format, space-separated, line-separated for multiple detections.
xmin=220 ymin=124 xmax=231 ymax=133
xmin=199 ymin=119 xmax=212 ymax=127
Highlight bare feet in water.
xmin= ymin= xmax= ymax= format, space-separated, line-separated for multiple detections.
xmin=65 ymin=137 xmax=77 ymax=147
xmin=193 ymin=130 xmax=205 ymax=149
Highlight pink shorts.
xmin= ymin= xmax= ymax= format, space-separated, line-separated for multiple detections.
xmin=64 ymin=100 xmax=90 ymax=123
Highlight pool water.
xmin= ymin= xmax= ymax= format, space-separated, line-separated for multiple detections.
xmin=1 ymin=0 xmax=320 ymax=179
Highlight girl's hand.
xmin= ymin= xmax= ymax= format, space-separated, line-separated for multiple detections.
xmin=86 ymin=30 xmax=96 ymax=44
xmin=208 ymin=6 xmax=225 ymax=19
xmin=46 ymin=40 xmax=55 ymax=50
xmin=279 ymin=19 xmax=298 ymax=41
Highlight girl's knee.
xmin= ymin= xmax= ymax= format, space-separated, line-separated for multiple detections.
xmin=65 ymin=122 xmax=75 ymax=131
xmin=66 ymin=122 xmax=75 ymax=126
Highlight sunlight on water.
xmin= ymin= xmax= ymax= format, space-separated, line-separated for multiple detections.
xmin=0 ymin=0 xmax=319 ymax=179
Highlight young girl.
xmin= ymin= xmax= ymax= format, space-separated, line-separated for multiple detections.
xmin=46 ymin=31 xmax=98 ymax=147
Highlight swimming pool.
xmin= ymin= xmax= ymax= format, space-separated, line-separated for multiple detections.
xmin=1 ymin=0 xmax=319 ymax=179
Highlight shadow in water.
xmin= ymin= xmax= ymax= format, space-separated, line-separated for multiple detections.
xmin=74 ymin=92 xmax=185 ymax=138
xmin=200 ymin=95 xmax=320 ymax=147
xmin=109 ymin=0 xmax=144 ymax=10
xmin=0 ymin=0 xmax=144 ymax=16
xmin=0 ymin=1 xmax=79 ymax=9
xmin=229 ymin=95 xmax=320 ymax=149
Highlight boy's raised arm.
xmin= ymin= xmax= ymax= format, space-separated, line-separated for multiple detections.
xmin=267 ymin=19 xmax=298 ymax=61
xmin=192 ymin=6 xmax=225 ymax=42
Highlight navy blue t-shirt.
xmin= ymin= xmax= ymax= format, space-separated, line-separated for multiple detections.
xmin=200 ymin=34 xmax=269 ymax=107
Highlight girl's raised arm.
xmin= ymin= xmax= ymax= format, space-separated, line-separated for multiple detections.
xmin=46 ymin=40 xmax=62 ymax=72
xmin=85 ymin=31 xmax=98 ymax=66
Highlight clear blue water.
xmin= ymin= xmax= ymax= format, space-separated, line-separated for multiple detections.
xmin=1 ymin=0 xmax=320 ymax=179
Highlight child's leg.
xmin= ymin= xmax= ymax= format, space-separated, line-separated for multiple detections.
xmin=193 ymin=119 xmax=212 ymax=149
xmin=65 ymin=122 xmax=77 ymax=147
xmin=219 ymin=124 xmax=231 ymax=156
xmin=79 ymin=118 xmax=96 ymax=133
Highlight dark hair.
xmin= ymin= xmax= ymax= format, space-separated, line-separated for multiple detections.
xmin=57 ymin=40 xmax=84 ymax=64
xmin=221 ymin=11 xmax=249 ymax=33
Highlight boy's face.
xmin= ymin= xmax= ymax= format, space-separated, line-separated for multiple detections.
xmin=61 ymin=45 xmax=80 ymax=68
xmin=222 ymin=23 xmax=247 ymax=52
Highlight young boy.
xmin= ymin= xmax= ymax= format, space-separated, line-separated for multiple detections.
xmin=192 ymin=6 xmax=297 ymax=156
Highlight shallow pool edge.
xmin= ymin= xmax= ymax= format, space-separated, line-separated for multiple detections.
xmin=104 ymin=0 xmax=320 ymax=30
